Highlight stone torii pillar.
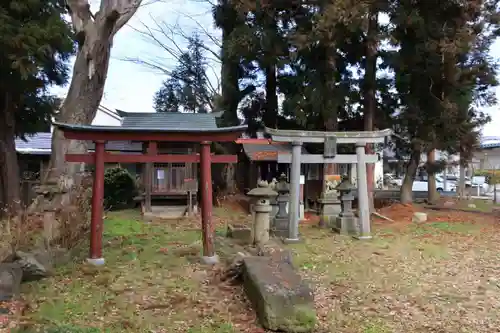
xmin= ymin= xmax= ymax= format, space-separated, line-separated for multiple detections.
xmin=355 ymin=143 xmax=371 ymax=239
xmin=288 ymin=141 xmax=302 ymax=242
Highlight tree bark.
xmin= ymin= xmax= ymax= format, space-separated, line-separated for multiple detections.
xmin=49 ymin=0 xmax=142 ymax=181
xmin=364 ymin=7 xmax=378 ymax=211
xmin=426 ymin=149 xmax=439 ymax=203
xmin=400 ymin=149 xmax=420 ymax=204
xmin=264 ymin=63 xmax=277 ymax=128
xmin=458 ymin=157 xmax=466 ymax=199
xmin=0 ymin=95 xmax=21 ymax=216
xmin=219 ymin=5 xmax=242 ymax=127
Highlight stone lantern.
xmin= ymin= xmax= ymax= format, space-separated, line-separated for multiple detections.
xmin=333 ymin=175 xmax=359 ymax=236
xmin=272 ymin=173 xmax=290 ymax=237
xmin=247 ymin=181 xmax=278 ymax=246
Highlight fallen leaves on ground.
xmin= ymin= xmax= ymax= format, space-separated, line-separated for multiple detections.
xmin=14 ymin=204 xmax=500 ymax=333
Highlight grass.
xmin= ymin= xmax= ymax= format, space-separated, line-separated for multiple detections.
xmin=454 ymin=198 xmax=500 ymax=212
xmin=285 ymin=217 xmax=500 ymax=333
xmin=13 ymin=206 xmax=500 ymax=333
xmin=18 ymin=210 xmax=251 ymax=333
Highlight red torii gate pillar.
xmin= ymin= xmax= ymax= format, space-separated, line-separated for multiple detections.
xmin=89 ymin=140 xmax=106 ymax=265
xmin=54 ymin=122 xmax=246 ymax=266
xmin=200 ymin=141 xmax=216 ymax=262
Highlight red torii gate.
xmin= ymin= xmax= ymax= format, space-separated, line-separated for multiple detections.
xmin=54 ymin=122 xmax=247 ymax=265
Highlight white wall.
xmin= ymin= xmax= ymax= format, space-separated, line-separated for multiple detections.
xmin=91 ymin=107 xmax=122 ymax=126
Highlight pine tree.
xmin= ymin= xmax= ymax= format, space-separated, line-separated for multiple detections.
xmin=388 ymin=0 xmax=499 ymax=203
xmin=0 ymin=0 xmax=74 ymax=215
xmin=154 ymin=34 xmax=214 ymax=113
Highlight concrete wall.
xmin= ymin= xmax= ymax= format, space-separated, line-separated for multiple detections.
xmin=473 ymin=147 xmax=500 ymax=170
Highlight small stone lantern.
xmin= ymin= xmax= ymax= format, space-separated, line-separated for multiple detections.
xmin=247 ymin=181 xmax=278 ymax=246
xmin=272 ymin=173 xmax=290 ymax=237
xmin=333 ymin=175 xmax=359 ymax=235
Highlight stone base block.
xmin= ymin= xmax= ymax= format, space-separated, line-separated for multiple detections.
xmin=201 ymin=254 xmax=219 ymax=265
xmin=318 ymin=200 xmax=341 ymax=228
xmin=282 ymin=237 xmax=302 ymax=244
xmin=271 ymin=217 xmax=289 ymax=238
xmin=227 ymin=224 xmax=252 ymax=243
xmin=333 ymin=215 xmax=359 ymax=236
xmin=242 ymin=256 xmax=316 ymax=332
xmin=0 ymin=263 xmax=22 ymax=301
xmin=86 ymin=258 xmax=105 ymax=266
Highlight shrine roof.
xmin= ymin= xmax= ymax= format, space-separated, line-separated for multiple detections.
xmin=118 ymin=111 xmax=221 ymax=131
xmin=53 ymin=121 xmax=247 ymax=133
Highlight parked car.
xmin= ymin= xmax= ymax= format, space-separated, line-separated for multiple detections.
xmin=384 ymin=173 xmax=403 ymax=187
xmin=412 ymin=176 xmax=446 ymax=192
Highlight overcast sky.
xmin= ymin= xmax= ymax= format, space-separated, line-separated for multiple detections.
xmin=51 ymin=0 xmax=500 ymax=137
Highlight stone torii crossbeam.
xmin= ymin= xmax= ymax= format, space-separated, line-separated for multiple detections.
xmin=265 ymin=127 xmax=392 ymax=241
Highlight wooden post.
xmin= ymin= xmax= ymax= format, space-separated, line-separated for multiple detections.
xmin=88 ymin=140 xmax=106 ymax=265
xmin=200 ymin=141 xmax=217 ymax=264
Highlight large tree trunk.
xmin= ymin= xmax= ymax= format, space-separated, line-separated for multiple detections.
xmin=400 ymin=149 xmax=420 ymax=204
xmin=426 ymin=149 xmax=439 ymax=203
xmin=49 ymin=0 xmax=142 ymax=181
xmin=219 ymin=6 xmax=242 ymax=127
xmin=264 ymin=63 xmax=277 ymax=128
xmin=458 ymin=157 xmax=466 ymax=199
xmin=0 ymin=99 xmax=21 ymax=216
xmin=364 ymin=7 xmax=378 ymax=212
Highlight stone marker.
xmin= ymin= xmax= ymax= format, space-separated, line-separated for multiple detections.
xmin=242 ymin=256 xmax=316 ymax=332
xmin=412 ymin=212 xmax=427 ymax=223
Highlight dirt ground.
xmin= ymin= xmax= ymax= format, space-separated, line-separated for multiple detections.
xmin=3 ymin=201 xmax=500 ymax=333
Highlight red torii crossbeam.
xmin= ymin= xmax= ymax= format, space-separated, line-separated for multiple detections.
xmin=54 ymin=122 xmax=247 ymax=266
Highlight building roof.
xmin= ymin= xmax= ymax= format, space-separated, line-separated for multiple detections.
xmin=16 ymin=132 xmax=143 ymax=155
xmin=119 ymin=111 xmax=219 ymax=131
xmin=479 ymin=137 xmax=500 ymax=149
xmin=15 ymin=133 xmax=52 ymax=155
xmin=242 ymin=142 xmax=308 ymax=161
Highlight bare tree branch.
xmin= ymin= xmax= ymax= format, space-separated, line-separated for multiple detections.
xmin=125 ymin=13 xmax=221 ymax=96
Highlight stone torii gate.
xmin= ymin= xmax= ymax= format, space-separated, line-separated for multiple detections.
xmin=265 ymin=127 xmax=392 ymax=241
xmin=54 ymin=122 xmax=247 ymax=266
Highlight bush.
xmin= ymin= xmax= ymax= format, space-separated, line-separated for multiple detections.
xmin=103 ymin=167 xmax=138 ymax=210
xmin=474 ymin=169 xmax=500 ymax=184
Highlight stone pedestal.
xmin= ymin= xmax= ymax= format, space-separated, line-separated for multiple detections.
xmin=318 ymin=195 xmax=341 ymax=228
xmin=318 ymin=176 xmax=341 ymax=228
xmin=272 ymin=174 xmax=290 ymax=238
